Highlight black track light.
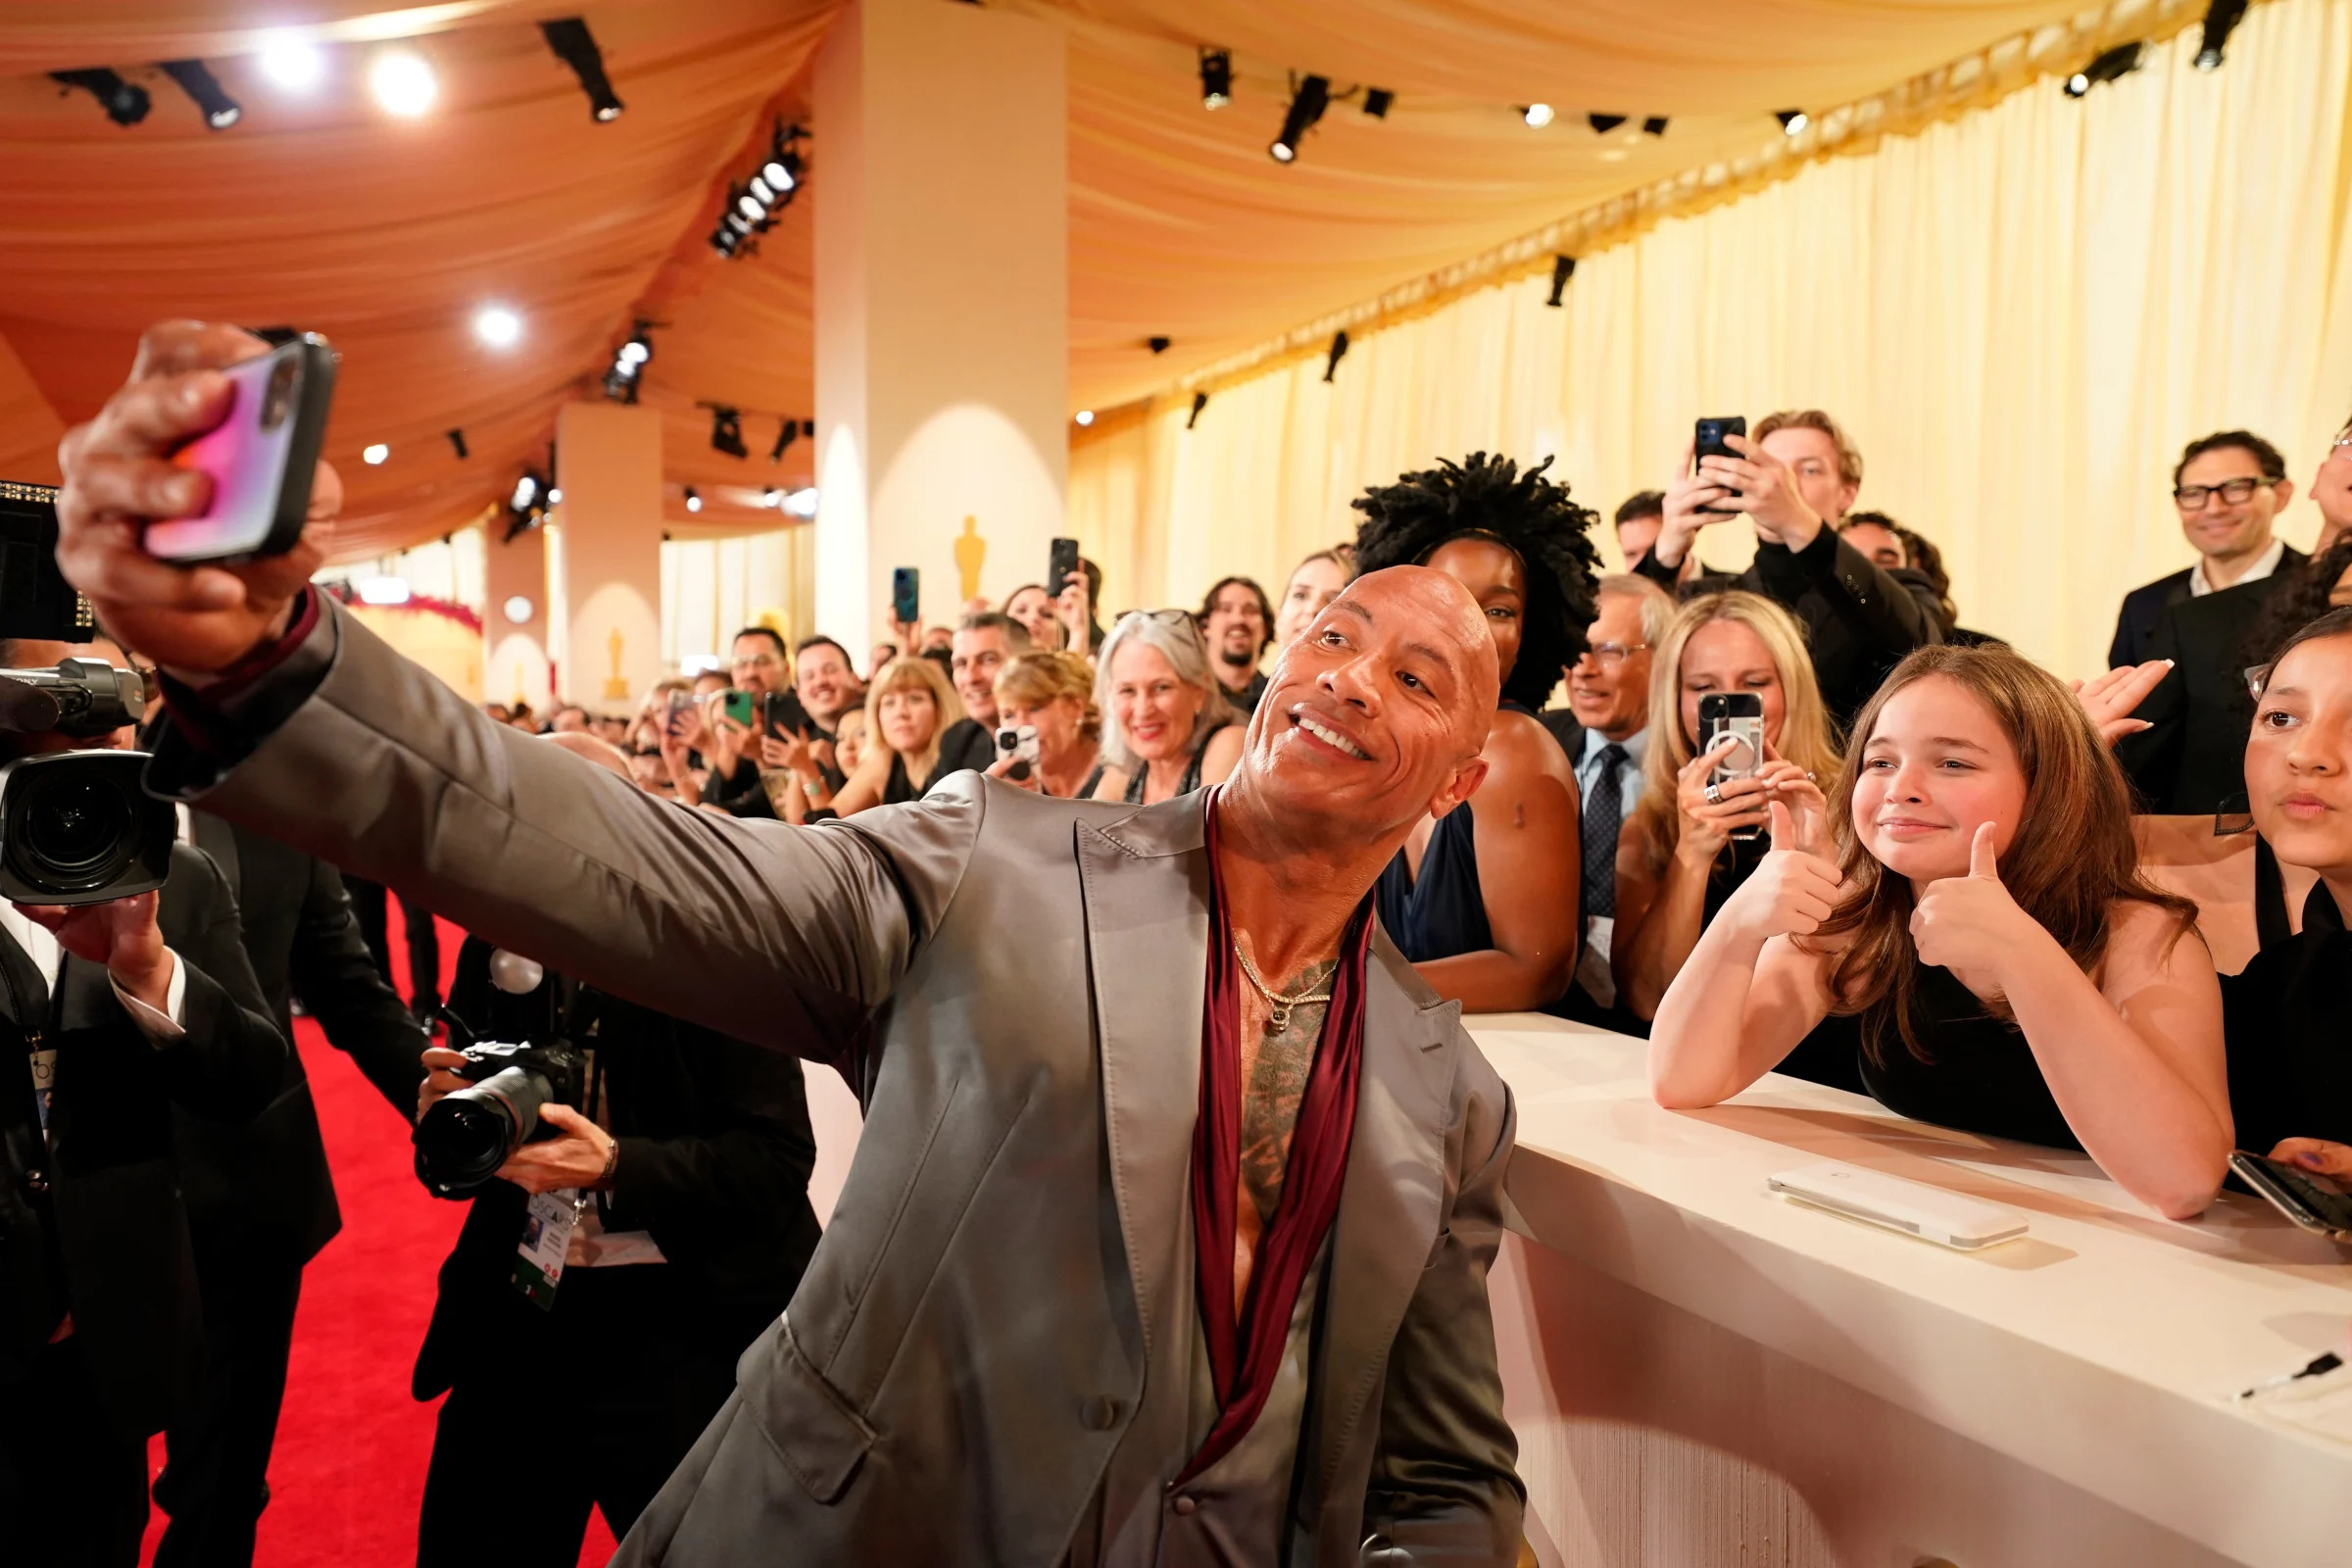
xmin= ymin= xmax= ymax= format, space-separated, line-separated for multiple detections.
xmin=447 ymin=428 xmax=469 ymax=461
xmin=51 ymin=69 xmax=150 ymax=126
xmin=709 ymin=407 xmax=748 ymax=460
xmin=1545 ymin=256 xmax=1577 ymax=308
xmin=684 ymin=486 xmax=702 ymax=514
xmin=1322 ymin=330 xmax=1349 ymax=384
xmin=1148 ymin=335 xmax=1171 ymax=354
xmin=1588 ymin=114 xmax=1626 ymax=134
xmin=1187 ymin=391 xmax=1208 ymax=429
xmin=604 ymin=321 xmax=652 ymax=403
xmin=710 ymin=123 xmax=806 ymax=258
xmin=2195 ymin=1 xmax=2247 ymax=70
xmin=1199 ymin=48 xmax=1232 ymax=110
xmin=160 ymin=60 xmax=239 ymax=128
xmin=1775 ymin=109 xmax=1809 ymax=134
xmin=1362 ymin=88 xmax=1394 ymax=119
xmin=1269 ymin=74 xmax=1329 ymax=164
xmin=1642 ymin=117 xmax=1669 ymax=136
xmin=769 ymin=417 xmax=799 ymax=464
xmin=2064 ymin=41 xmax=2145 ymax=97
xmin=542 ymin=19 xmax=623 ymax=122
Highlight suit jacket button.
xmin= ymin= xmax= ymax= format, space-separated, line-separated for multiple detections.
xmin=1171 ymin=1495 xmax=1198 ymax=1517
xmin=1082 ymin=1395 xmax=1121 ymax=1431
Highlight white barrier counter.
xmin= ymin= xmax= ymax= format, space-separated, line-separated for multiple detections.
xmin=1475 ymin=1012 xmax=2352 ymax=1568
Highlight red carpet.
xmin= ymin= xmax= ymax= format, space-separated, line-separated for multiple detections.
xmin=139 ymin=917 xmax=620 ymax=1567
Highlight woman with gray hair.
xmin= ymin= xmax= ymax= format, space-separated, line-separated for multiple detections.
xmin=1082 ymin=608 xmax=1245 ymax=805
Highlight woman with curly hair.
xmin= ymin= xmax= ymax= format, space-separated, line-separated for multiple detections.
xmin=1353 ymin=452 xmax=1600 ymax=1012
xmin=1647 ymin=643 xmax=2231 ymax=1220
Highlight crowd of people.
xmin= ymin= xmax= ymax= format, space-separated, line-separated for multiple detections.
xmin=19 ymin=325 xmax=2352 ymax=1568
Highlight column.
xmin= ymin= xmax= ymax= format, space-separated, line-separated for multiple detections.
xmin=482 ymin=523 xmax=550 ymax=709
xmin=554 ymin=400 xmax=664 ymax=710
xmin=811 ymin=0 xmax=1067 ymax=658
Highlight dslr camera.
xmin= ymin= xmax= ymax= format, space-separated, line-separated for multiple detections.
xmin=412 ymin=1036 xmax=586 ymax=1198
xmin=0 ymin=480 xmax=176 ymax=905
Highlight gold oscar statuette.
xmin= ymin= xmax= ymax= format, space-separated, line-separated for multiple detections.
xmin=604 ymin=626 xmax=629 ymax=700
xmin=955 ymin=515 xmax=987 ymax=603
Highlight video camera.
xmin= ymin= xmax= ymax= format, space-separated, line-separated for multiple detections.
xmin=0 ymin=481 xmax=175 ymax=905
xmin=413 ymin=947 xmax=585 ymax=1198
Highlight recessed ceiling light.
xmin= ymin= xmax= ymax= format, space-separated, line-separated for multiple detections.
xmin=259 ymin=33 xmax=324 ymax=91
xmin=1075 ymin=410 xmax=1095 ymax=427
xmin=473 ymin=305 xmax=522 ymax=348
xmin=370 ymin=50 xmax=437 ymax=118
xmin=362 ymin=443 xmax=389 ymax=466
xmin=1522 ymin=103 xmax=1555 ymax=128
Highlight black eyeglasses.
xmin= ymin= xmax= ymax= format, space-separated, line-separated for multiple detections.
xmin=2174 ymin=476 xmax=2278 ymax=511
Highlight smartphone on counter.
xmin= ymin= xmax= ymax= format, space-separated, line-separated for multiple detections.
xmin=151 ymin=334 xmax=337 ymax=563
xmin=891 ymin=566 xmax=920 ymax=626
xmin=1693 ymin=415 xmax=1746 ymax=515
xmin=1048 ymin=536 xmax=1082 ymax=599
xmin=2230 ymin=1152 xmax=2352 ymax=1243
xmin=1697 ymin=691 xmax=1766 ymax=840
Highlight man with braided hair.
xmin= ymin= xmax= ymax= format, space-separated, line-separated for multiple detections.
xmin=1354 ymin=453 xmax=1602 ymax=1014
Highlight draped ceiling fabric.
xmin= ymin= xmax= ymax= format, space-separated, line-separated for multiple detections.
xmin=1071 ymin=0 xmax=2352 ymax=679
xmin=0 ymin=0 xmax=2128 ymax=564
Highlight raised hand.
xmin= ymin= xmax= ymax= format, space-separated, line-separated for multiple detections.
xmin=1722 ymin=800 xmax=1844 ymax=941
xmin=54 ymin=321 xmax=333 ymax=675
xmin=1654 ymin=441 xmax=1726 ymax=568
xmin=1701 ymin=433 xmax=1825 ymax=551
xmin=1909 ymin=822 xmax=2034 ymax=987
xmin=1671 ymin=735 xmax=1772 ymax=866
xmin=2070 ymin=660 xmax=2170 ymax=747
xmin=15 ymin=892 xmax=172 ymax=1011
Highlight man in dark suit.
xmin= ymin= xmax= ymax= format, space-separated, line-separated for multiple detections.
xmin=0 ymin=836 xmax=286 ymax=1567
xmin=2109 ymin=430 xmax=2303 ymax=669
xmin=153 ymin=817 xmax=427 ymax=1568
xmin=1637 ymin=409 xmax=1943 ymax=724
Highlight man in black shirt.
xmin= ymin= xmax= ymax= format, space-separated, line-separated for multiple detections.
xmin=1199 ymin=576 xmax=1273 ymax=711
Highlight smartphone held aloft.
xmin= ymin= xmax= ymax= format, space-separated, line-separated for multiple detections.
xmin=150 ymin=334 xmax=337 ymax=564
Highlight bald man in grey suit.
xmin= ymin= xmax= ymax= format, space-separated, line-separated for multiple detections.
xmin=56 ymin=322 xmax=1525 ymax=1567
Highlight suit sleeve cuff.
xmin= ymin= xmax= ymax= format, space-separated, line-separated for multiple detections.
xmin=114 ymin=946 xmax=187 ymax=1043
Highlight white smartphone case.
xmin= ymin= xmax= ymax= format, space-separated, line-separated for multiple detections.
xmin=1768 ymin=1161 xmax=2030 ymax=1250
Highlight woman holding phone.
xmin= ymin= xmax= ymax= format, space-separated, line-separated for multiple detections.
xmin=1613 ymin=592 xmax=1838 ymax=1026
xmin=983 ymin=652 xmax=1101 ymax=798
xmin=830 ymin=657 xmax=994 ymax=815
xmin=1647 ymin=643 xmax=2232 ymax=1220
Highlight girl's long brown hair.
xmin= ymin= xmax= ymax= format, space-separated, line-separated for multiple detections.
xmin=1800 ymin=644 xmax=2195 ymax=1065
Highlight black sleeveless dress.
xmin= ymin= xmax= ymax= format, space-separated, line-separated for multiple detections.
xmin=1377 ymin=805 xmax=1493 ymax=964
xmin=1079 ymin=720 xmax=1229 ymax=804
xmin=1793 ymin=965 xmax=2079 ymax=1149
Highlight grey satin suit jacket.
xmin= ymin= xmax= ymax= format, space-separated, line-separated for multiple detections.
xmin=155 ymin=601 xmax=1524 ymax=1565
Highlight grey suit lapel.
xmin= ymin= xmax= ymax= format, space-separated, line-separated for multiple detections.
xmin=1076 ymin=794 xmax=1211 ymax=1370
xmin=1310 ymin=933 xmax=1457 ymax=1492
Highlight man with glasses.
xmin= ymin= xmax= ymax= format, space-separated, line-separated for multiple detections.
xmin=2114 ymin=430 xmax=2307 ymax=812
xmin=1540 ymin=574 xmax=1673 ymax=1028
xmin=2110 ymin=429 xmax=2303 ymax=668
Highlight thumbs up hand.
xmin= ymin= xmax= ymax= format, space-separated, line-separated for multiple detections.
xmin=1909 ymin=821 xmax=2033 ymax=986
xmin=1722 ymin=799 xmax=1846 ymax=943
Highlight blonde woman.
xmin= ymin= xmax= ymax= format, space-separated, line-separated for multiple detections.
xmin=1614 ymin=592 xmax=1839 ymax=1024
xmin=984 ymin=651 xmax=1101 ymax=798
xmin=830 ymin=657 xmax=993 ymax=815
xmin=1083 ymin=611 xmax=1243 ymax=805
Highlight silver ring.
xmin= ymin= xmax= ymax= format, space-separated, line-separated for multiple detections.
xmin=1703 ymin=782 xmax=1724 ymax=806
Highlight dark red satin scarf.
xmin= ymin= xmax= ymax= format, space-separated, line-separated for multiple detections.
xmin=1181 ymin=795 xmax=1374 ymax=1484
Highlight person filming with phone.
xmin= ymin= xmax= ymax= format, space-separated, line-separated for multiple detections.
xmin=981 ymin=651 xmax=1100 ymax=798
xmin=1641 ymin=409 xmax=1942 ymax=725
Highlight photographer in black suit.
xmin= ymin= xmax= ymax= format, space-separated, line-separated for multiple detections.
xmin=409 ymin=734 xmax=821 ymax=1565
xmin=0 ymin=656 xmax=286 ymax=1566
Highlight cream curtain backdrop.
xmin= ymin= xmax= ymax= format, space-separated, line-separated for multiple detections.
xmin=1071 ymin=0 xmax=2352 ymax=679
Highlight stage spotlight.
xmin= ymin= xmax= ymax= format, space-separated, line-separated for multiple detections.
xmin=761 ymin=486 xmax=782 ymax=509
xmin=1521 ymin=103 xmax=1554 ymax=128
xmin=2195 ymin=1 xmax=2247 ymax=70
xmin=259 ymin=33 xmax=323 ymax=91
xmin=603 ymin=322 xmax=652 ymax=402
xmin=1323 ymin=330 xmax=1349 ymax=384
xmin=1075 ymin=411 xmax=1095 ymax=427
xmin=161 ymin=61 xmax=240 ymax=128
xmin=511 ymin=473 xmax=544 ymax=513
xmin=546 ymin=486 xmax=563 ymax=506
xmin=473 ymin=305 xmax=522 ymax=348
xmin=447 ymin=428 xmax=469 ymax=461
xmin=1187 ymin=391 xmax=1208 ymax=429
xmin=541 ymin=18 xmax=623 ymax=122
xmin=2064 ymin=41 xmax=2145 ymax=97
xmin=1199 ymin=48 xmax=1232 ymax=110
xmin=710 ymin=407 xmax=748 ymax=460
xmin=363 ymin=443 xmax=389 ymax=466
xmin=1545 ymin=255 xmax=1576 ymax=308
xmin=1775 ymin=109 xmax=1808 ymax=134
xmin=50 ymin=69 xmax=151 ymax=126
xmin=711 ymin=123 xmax=806 ymax=258
xmin=769 ymin=417 xmax=799 ymax=464
xmin=1588 ymin=114 xmax=1626 ymax=134
xmin=370 ymin=49 xmax=437 ymax=118
xmin=1269 ymin=74 xmax=1329 ymax=164
xmin=1148 ymin=335 xmax=1171 ymax=354
xmin=783 ymin=488 xmax=819 ymax=518
xmin=1362 ymin=88 xmax=1394 ymax=119
xmin=1642 ymin=117 xmax=1669 ymax=136
xmin=684 ymin=487 xmax=702 ymax=514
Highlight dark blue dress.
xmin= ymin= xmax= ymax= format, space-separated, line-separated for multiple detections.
xmin=1376 ymin=804 xmax=1493 ymax=964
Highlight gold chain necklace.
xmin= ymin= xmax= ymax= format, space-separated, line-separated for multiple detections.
xmin=1233 ymin=942 xmax=1333 ymax=1033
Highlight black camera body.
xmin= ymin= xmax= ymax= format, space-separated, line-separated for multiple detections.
xmin=0 ymin=750 xmax=174 ymax=905
xmin=413 ymin=1038 xmax=586 ymax=1199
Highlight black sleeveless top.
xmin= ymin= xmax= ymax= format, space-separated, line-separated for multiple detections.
xmin=1793 ymin=965 xmax=2078 ymax=1148
xmin=1376 ymin=804 xmax=1492 ymax=964
xmin=1081 ymin=719 xmax=1230 ymax=805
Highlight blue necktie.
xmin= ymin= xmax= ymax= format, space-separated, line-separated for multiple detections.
xmin=1583 ymin=744 xmax=1627 ymax=918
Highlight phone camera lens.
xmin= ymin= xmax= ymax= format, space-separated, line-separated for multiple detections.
xmin=261 ymin=357 xmax=298 ymax=430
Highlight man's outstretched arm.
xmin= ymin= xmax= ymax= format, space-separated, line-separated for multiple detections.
xmin=56 ymin=321 xmax=977 ymax=1067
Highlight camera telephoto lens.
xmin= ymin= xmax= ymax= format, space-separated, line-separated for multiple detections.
xmin=15 ymin=771 xmax=136 ymax=892
xmin=412 ymin=1063 xmax=553 ymax=1197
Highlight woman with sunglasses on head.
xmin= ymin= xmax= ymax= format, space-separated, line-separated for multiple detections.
xmin=1082 ymin=610 xmax=1243 ymax=805
xmin=1352 ymin=453 xmax=1600 ymax=1013
xmin=1648 ymin=643 xmax=2232 ymax=1219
